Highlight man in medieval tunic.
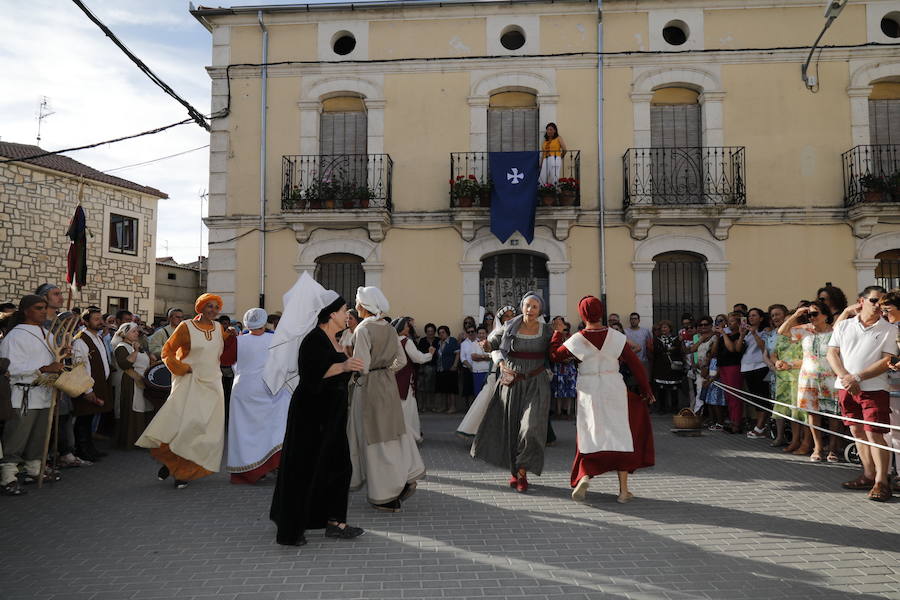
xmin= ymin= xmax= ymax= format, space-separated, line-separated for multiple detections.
xmin=71 ymin=308 xmax=114 ymax=462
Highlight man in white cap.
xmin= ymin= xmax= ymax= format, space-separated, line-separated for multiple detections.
xmin=223 ymin=308 xmax=291 ymax=484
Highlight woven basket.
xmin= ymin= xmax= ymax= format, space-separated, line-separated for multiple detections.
xmin=52 ymin=363 xmax=94 ymax=397
xmin=672 ymin=407 xmax=703 ymax=430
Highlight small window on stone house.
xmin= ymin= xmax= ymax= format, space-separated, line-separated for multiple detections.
xmin=109 ymin=213 xmax=138 ymax=255
xmin=167 ymin=273 xmax=176 ymax=280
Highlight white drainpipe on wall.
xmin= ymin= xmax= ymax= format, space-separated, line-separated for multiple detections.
xmin=258 ymin=10 xmax=269 ymax=309
xmin=597 ymin=1 xmax=608 ymax=319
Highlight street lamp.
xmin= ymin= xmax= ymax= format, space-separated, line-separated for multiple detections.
xmin=802 ymin=0 xmax=850 ymax=90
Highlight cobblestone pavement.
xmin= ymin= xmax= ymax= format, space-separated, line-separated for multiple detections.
xmin=1 ymin=414 xmax=898 ymax=600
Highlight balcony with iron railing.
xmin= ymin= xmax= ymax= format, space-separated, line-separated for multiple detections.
xmin=447 ymin=151 xmax=582 ymax=240
xmin=842 ymin=144 xmax=900 ymax=237
xmin=621 ymin=146 xmax=746 ymax=240
xmin=449 ymin=151 xmax=581 ymax=207
xmin=280 ymin=154 xmax=393 ymax=242
xmin=842 ymin=144 xmax=900 ymax=206
xmin=623 ymin=147 xmax=746 ymax=208
xmin=281 ymin=154 xmax=393 ymax=211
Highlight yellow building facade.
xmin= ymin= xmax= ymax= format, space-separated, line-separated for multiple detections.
xmin=193 ymin=0 xmax=900 ymax=327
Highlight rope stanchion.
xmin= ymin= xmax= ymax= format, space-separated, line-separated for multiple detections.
xmin=711 ymin=381 xmax=900 ymax=454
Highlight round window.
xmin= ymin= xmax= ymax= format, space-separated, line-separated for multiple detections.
xmin=500 ymin=26 xmax=526 ymax=51
xmin=662 ymin=20 xmax=689 ymax=46
xmin=882 ymin=13 xmax=900 ymax=38
xmin=332 ymin=32 xmax=356 ymax=56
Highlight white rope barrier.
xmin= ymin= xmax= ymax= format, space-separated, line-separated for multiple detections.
xmin=711 ymin=381 xmax=900 ymax=455
xmin=713 ymin=380 xmax=900 ymax=431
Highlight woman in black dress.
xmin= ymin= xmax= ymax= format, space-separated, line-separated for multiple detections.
xmin=270 ymin=296 xmax=365 ymax=546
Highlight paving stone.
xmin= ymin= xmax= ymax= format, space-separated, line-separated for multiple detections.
xmin=2 ymin=415 xmax=899 ymax=600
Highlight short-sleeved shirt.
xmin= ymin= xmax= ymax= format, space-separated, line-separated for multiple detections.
xmin=827 ymin=317 xmax=897 ymax=391
xmin=624 ymin=326 xmax=652 ymax=361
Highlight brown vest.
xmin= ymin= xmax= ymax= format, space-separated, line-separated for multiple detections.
xmin=394 ymin=338 xmax=415 ymax=400
xmin=73 ymin=331 xmax=113 ymax=416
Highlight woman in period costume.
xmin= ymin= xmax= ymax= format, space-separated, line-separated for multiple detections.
xmin=393 ymin=317 xmax=434 ymax=443
xmin=550 ymin=296 xmax=655 ymax=504
xmin=136 ymin=293 xmax=230 ymax=489
xmin=224 ymin=308 xmax=292 ymax=484
xmin=471 ymin=293 xmax=552 ymax=493
xmin=456 ymin=305 xmax=517 ymax=438
xmin=112 ymin=322 xmax=154 ymax=449
xmin=268 ymin=272 xmax=366 ymax=546
xmin=347 ymin=286 xmax=426 ymax=512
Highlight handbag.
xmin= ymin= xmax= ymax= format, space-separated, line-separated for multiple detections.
xmin=52 ymin=363 xmax=94 ymax=397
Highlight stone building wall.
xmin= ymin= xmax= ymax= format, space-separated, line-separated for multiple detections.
xmin=0 ymin=161 xmax=159 ymax=319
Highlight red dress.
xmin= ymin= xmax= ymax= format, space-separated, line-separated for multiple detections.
xmin=550 ymin=329 xmax=655 ymax=486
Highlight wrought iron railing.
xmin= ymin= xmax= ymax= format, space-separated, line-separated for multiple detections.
xmin=623 ymin=147 xmax=746 ymax=207
xmin=448 ymin=151 xmax=581 ymax=208
xmin=281 ymin=154 xmax=392 ymax=210
xmin=842 ymin=144 xmax=900 ymax=206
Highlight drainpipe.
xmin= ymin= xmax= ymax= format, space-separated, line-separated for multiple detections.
xmin=258 ymin=10 xmax=268 ymax=309
xmin=597 ymin=1 xmax=607 ymax=322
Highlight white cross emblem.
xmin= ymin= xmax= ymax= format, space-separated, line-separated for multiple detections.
xmin=507 ymin=168 xmax=524 ymax=184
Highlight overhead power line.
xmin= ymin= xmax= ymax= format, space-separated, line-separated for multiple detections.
xmin=71 ymin=0 xmax=210 ymax=131
xmin=0 ymin=119 xmax=194 ymax=165
xmin=103 ymin=144 xmax=210 ymax=173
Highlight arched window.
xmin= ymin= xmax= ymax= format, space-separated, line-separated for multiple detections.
xmin=876 ymin=249 xmax=900 ymax=290
xmin=652 ymin=251 xmax=708 ymax=325
xmin=650 ymin=87 xmax=702 ymax=204
xmin=480 ymin=252 xmax=549 ymax=316
xmin=868 ymin=82 xmax=900 ymax=180
xmin=488 ymin=91 xmax=539 ymax=152
xmin=320 ymin=96 xmax=368 ymax=188
xmin=314 ymin=253 xmax=365 ymax=305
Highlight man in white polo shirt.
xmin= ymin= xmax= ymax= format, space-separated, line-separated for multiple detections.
xmin=827 ymin=285 xmax=897 ymax=502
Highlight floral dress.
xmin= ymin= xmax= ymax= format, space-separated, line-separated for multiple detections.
xmin=772 ymin=333 xmax=803 ymax=420
xmin=551 ymin=360 xmax=578 ymax=399
xmin=793 ymin=326 xmax=837 ymax=415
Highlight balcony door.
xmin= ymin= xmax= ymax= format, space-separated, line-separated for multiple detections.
xmin=652 ymin=251 xmax=708 ymax=326
xmin=320 ymin=96 xmax=368 ymax=187
xmin=480 ymin=252 xmax=549 ymax=317
xmin=876 ymin=249 xmax=900 ymax=290
xmin=650 ymin=88 xmax=702 ymax=204
xmin=314 ymin=253 xmax=365 ymax=305
xmin=868 ymin=82 xmax=900 ymax=178
xmin=488 ymin=91 xmax=539 ymax=152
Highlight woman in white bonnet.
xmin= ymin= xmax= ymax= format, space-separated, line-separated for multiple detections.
xmin=347 ymin=286 xmax=426 ymax=512
xmin=112 ymin=322 xmax=154 ymax=450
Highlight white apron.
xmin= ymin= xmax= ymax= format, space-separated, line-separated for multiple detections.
xmin=136 ymin=321 xmax=225 ymax=472
xmin=564 ymin=329 xmax=633 ymax=454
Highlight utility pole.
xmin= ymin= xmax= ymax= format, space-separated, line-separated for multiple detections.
xmin=36 ymin=96 xmax=55 ymax=145
xmin=199 ymin=189 xmax=208 ymax=292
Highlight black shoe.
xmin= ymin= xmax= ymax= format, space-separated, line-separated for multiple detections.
xmin=372 ymin=499 xmax=401 ymax=512
xmin=398 ymin=482 xmax=417 ymax=502
xmin=75 ymin=447 xmax=100 ymax=462
xmin=325 ymin=524 xmax=365 ymax=539
xmin=174 ymin=479 xmax=189 ymax=489
xmin=276 ymin=535 xmax=308 ymax=547
xmin=157 ymin=466 xmax=170 ymax=481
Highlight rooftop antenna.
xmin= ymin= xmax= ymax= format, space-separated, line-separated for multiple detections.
xmin=36 ymin=96 xmax=55 ymax=145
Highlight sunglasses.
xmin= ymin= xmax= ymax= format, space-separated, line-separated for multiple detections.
xmin=866 ymin=297 xmax=880 ymax=304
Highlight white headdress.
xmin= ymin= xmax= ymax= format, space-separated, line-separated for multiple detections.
xmin=355 ymin=286 xmax=390 ymax=318
xmin=263 ymin=272 xmax=339 ymax=394
xmin=111 ymin=322 xmax=140 ymax=349
xmin=243 ymin=307 xmax=268 ymax=331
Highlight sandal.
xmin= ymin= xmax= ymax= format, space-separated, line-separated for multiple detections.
xmin=842 ymin=475 xmax=875 ymax=490
xmin=0 ymin=481 xmax=27 ymax=496
xmin=867 ymin=482 xmax=892 ymax=502
xmin=809 ymin=452 xmax=823 ymax=462
xmin=826 ymin=452 xmax=840 ymax=463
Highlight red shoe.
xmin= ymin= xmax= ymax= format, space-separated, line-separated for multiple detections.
xmin=515 ymin=474 xmax=528 ymax=493
xmin=508 ymin=476 xmax=518 ymax=488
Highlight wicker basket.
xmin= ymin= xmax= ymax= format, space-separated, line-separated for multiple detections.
xmin=672 ymin=408 xmax=703 ymax=430
xmin=52 ymin=363 xmax=94 ymax=397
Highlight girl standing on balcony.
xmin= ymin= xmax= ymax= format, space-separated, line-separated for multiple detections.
xmin=539 ymin=123 xmax=567 ymax=187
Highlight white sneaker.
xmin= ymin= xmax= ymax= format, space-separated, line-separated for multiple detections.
xmin=746 ymin=428 xmax=766 ymax=439
xmin=571 ymin=476 xmax=590 ymax=502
